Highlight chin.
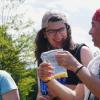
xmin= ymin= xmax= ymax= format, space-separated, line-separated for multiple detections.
xmin=53 ymin=45 xmax=62 ymax=48
xmin=94 ymin=43 xmax=99 ymax=48
xmin=94 ymin=43 xmax=97 ymax=47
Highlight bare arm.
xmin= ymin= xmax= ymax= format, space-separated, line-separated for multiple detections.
xmin=2 ymin=89 xmax=20 ymax=100
xmin=80 ymin=46 xmax=93 ymax=66
xmin=76 ymin=66 xmax=100 ymax=98
xmin=56 ymin=51 xmax=100 ymax=98
xmin=38 ymin=63 xmax=85 ymax=100
xmin=46 ymin=79 xmax=84 ymax=100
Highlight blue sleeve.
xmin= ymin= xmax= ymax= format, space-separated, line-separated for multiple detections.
xmin=0 ymin=70 xmax=18 ymax=94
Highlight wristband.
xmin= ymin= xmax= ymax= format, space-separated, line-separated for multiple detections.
xmin=75 ymin=65 xmax=84 ymax=75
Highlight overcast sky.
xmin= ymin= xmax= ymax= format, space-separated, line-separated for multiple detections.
xmin=1 ymin=0 xmax=100 ymax=52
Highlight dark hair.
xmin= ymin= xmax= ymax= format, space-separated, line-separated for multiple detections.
xmin=35 ymin=16 xmax=75 ymax=65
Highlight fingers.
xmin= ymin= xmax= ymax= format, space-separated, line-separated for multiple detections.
xmin=57 ymin=50 xmax=69 ymax=54
xmin=39 ymin=63 xmax=53 ymax=70
xmin=56 ymin=51 xmax=69 ymax=58
xmin=37 ymin=62 xmax=54 ymax=81
xmin=55 ymin=51 xmax=71 ymax=67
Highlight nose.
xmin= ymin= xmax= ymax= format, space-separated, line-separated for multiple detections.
xmin=55 ymin=32 xmax=63 ymax=40
xmin=55 ymin=31 xmax=62 ymax=38
xmin=89 ymin=28 xmax=92 ymax=35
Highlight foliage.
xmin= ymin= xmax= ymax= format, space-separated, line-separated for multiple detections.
xmin=0 ymin=26 xmax=25 ymax=83
xmin=0 ymin=26 xmax=37 ymax=100
xmin=0 ymin=0 xmax=38 ymax=99
xmin=18 ymin=68 xmax=37 ymax=100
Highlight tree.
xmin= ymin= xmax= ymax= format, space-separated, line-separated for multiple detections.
xmin=0 ymin=25 xmax=37 ymax=100
xmin=0 ymin=0 xmax=38 ymax=99
xmin=0 ymin=0 xmax=26 ymax=26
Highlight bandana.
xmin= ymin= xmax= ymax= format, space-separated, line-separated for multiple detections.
xmin=92 ymin=9 xmax=100 ymax=21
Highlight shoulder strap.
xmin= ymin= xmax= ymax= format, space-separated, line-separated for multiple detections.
xmin=88 ymin=92 xmax=99 ymax=100
xmin=88 ymin=92 xmax=91 ymax=100
xmin=74 ymin=43 xmax=86 ymax=63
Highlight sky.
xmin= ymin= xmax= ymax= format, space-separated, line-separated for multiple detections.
xmin=1 ymin=0 xmax=100 ymax=53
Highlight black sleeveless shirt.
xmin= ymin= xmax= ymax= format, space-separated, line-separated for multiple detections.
xmin=65 ymin=43 xmax=86 ymax=85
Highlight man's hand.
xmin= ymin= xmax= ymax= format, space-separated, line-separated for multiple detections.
xmin=56 ymin=51 xmax=82 ymax=72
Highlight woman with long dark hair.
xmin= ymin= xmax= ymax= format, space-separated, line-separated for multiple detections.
xmin=35 ymin=11 xmax=93 ymax=100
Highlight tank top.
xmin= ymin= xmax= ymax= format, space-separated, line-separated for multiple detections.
xmin=65 ymin=43 xmax=86 ymax=85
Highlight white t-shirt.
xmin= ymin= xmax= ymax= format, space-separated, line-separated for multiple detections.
xmin=84 ymin=55 xmax=100 ymax=100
